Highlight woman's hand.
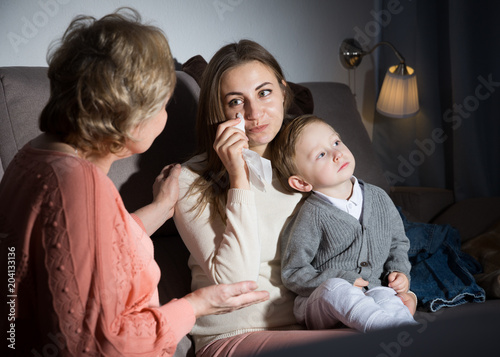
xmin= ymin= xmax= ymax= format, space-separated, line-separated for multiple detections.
xmin=184 ymin=281 xmax=270 ymax=318
xmin=213 ymin=118 xmax=250 ymax=189
xmin=152 ymin=163 xmax=182 ymax=218
xmin=387 ymin=272 xmax=409 ymax=294
xmin=133 ymin=163 xmax=181 ymax=236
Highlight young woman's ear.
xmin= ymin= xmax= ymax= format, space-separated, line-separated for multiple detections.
xmin=288 ymin=175 xmax=313 ymax=193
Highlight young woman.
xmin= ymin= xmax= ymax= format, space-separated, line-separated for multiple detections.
xmin=174 ymin=40 xmax=361 ymax=356
xmin=0 ymin=11 xmax=268 ymax=356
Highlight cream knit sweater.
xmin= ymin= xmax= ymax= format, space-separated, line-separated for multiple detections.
xmin=173 ymin=155 xmax=304 ymax=351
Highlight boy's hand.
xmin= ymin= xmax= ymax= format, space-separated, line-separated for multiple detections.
xmin=387 ymin=272 xmax=409 ymax=293
xmin=353 ymin=277 xmax=369 ymax=289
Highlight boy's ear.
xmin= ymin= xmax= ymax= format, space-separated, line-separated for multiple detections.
xmin=288 ymin=175 xmax=313 ymax=193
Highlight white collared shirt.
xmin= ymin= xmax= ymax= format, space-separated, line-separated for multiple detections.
xmin=314 ymin=176 xmax=364 ymax=221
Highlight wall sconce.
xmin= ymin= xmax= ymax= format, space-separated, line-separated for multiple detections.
xmin=339 ymin=38 xmax=419 ymax=118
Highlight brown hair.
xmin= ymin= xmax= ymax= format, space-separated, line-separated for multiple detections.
xmin=272 ymin=114 xmax=328 ymax=193
xmin=188 ymin=39 xmax=293 ymax=220
xmin=39 ymin=7 xmax=176 ymax=156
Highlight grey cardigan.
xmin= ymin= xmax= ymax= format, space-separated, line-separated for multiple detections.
xmin=280 ymin=180 xmax=411 ymax=297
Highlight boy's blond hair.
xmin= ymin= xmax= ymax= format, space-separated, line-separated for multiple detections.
xmin=272 ymin=114 xmax=329 ymax=193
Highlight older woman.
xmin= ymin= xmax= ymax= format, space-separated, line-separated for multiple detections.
xmin=0 ymin=10 xmax=267 ymax=357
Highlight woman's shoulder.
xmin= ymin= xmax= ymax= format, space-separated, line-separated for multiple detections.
xmin=12 ymin=144 xmax=96 ymax=181
xmin=21 ymin=143 xmax=118 ymax=200
xmin=179 ymin=154 xmax=207 ymax=181
xmin=182 ymin=153 xmax=207 ymax=170
xmin=2 ymin=145 xmax=120 ymax=228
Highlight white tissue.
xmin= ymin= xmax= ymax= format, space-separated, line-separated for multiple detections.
xmin=235 ymin=113 xmax=272 ymax=191
xmin=235 ymin=113 xmax=245 ymax=131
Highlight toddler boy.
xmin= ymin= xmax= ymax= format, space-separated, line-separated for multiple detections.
xmin=273 ymin=114 xmax=417 ymax=332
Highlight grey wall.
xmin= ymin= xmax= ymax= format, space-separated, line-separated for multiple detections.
xmin=0 ymin=0 xmax=403 ymax=137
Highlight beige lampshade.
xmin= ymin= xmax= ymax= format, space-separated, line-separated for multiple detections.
xmin=376 ymin=64 xmax=419 ymax=118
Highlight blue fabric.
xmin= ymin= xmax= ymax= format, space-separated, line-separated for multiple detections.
xmin=398 ymin=208 xmax=486 ymax=311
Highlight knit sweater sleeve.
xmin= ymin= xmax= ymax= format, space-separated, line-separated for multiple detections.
xmin=173 ymin=162 xmax=261 ymax=284
xmin=280 ymin=199 xmax=360 ymax=297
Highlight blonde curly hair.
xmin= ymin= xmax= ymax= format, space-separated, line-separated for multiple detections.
xmin=39 ymin=7 xmax=176 ymax=156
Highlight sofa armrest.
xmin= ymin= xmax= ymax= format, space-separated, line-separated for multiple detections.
xmin=390 ymin=186 xmax=455 ymax=223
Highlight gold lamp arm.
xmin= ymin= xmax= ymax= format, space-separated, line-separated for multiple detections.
xmin=339 ymin=38 xmax=406 ymax=69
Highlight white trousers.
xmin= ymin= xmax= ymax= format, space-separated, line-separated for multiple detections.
xmin=294 ymin=278 xmax=418 ymax=333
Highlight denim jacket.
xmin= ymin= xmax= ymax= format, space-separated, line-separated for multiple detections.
xmin=398 ymin=208 xmax=485 ymax=312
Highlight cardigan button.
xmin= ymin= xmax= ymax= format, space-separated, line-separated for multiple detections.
xmin=360 ymin=262 xmax=368 ymax=267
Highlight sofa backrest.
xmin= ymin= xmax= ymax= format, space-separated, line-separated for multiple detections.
xmin=0 ymin=67 xmax=389 ymax=223
xmin=0 ymin=67 xmax=50 ymax=179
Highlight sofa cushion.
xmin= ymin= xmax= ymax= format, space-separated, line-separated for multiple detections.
xmin=390 ymin=186 xmax=455 ymax=223
xmin=432 ymin=197 xmax=500 ymax=241
xmin=181 ymin=55 xmax=206 ymax=86
xmin=462 ymin=220 xmax=500 ymax=298
xmin=153 ymin=234 xmax=195 ymax=356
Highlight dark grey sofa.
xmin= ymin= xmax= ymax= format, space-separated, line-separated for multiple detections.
xmin=1 ymin=66 xmax=499 ymax=356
